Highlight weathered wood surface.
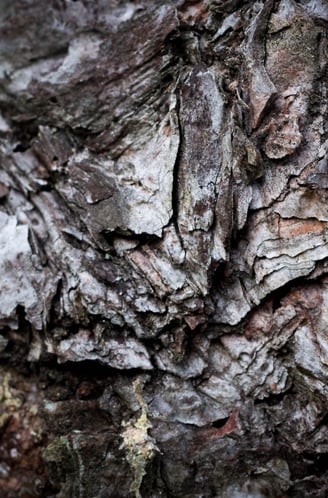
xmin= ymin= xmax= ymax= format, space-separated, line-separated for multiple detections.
xmin=0 ymin=1 xmax=327 ymax=496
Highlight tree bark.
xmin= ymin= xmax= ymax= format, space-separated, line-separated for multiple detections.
xmin=0 ymin=1 xmax=327 ymax=497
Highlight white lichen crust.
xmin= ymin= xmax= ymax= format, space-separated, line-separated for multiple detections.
xmin=120 ymin=379 xmax=158 ymax=498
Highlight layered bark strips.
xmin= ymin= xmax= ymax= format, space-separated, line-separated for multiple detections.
xmin=0 ymin=0 xmax=327 ymax=497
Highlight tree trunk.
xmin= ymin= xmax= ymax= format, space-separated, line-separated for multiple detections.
xmin=0 ymin=1 xmax=327 ymax=496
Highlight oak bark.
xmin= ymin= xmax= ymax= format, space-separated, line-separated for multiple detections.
xmin=0 ymin=1 xmax=328 ymax=497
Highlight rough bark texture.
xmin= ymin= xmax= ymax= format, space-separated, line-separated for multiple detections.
xmin=0 ymin=1 xmax=327 ymax=497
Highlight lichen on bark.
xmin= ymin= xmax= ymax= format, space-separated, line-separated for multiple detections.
xmin=120 ymin=379 xmax=158 ymax=498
